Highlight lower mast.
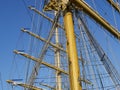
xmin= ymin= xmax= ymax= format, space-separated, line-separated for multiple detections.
xmin=63 ymin=8 xmax=82 ymax=90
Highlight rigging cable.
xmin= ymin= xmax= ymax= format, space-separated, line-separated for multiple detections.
xmin=111 ymin=1 xmax=118 ymax=30
xmin=21 ymin=0 xmax=32 ymax=20
xmin=24 ymin=0 xmax=38 ymax=88
xmin=76 ymin=11 xmax=100 ymax=89
xmin=9 ymin=32 xmax=25 ymax=80
xmin=28 ymin=8 xmax=61 ymax=88
xmin=75 ymin=12 xmax=88 ymax=89
xmin=77 ymin=10 xmax=119 ymax=89
xmin=80 ymin=14 xmax=120 ymax=89
xmin=91 ymin=0 xmax=98 ymax=12
xmin=0 ymin=73 xmax=3 ymax=90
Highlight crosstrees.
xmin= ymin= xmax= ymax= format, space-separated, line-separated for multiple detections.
xmin=21 ymin=29 xmax=84 ymax=62
xmin=13 ymin=50 xmax=69 ymax=75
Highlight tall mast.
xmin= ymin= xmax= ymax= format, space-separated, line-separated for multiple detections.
xmin=63 ymin=9 xmax=82 ymax=90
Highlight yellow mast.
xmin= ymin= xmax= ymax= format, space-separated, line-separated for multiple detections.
xmin=64 ymin=9 xmax=82 ymax=90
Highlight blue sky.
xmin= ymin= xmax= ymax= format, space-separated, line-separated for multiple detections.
xmin=0 ymin=0 xmax=30 ymax=89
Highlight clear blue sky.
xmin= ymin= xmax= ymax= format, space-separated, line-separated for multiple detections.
xmin=0 ymin=0 xmax=30 ymax=89
xmin=0 ymin=0 xmax=120 ymax=90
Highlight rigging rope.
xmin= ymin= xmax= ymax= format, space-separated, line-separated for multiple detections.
xmin=25 ymin=0 xmax=38 ymax=88
xmin=91 ymin=0 xmax=98 ymax=12
xmin=0 ymin=73 xmax=3 ymax=90
xmin=75 ymin=10 xmax=120 ymax=89
xmin=111 ymin=2 xmax=118 ymax=30
xmin=22 ymin=0 xmax=32 ymax=21
xmin=80 ymin=14 xmax=120 ymax=89
xmin=9 ymin=32 xmax=25 ymax=80
xmin=28 ymin=8 xmax=61 ymax=88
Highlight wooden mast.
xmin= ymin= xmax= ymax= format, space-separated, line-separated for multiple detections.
xmin=55 ymin=11 xmax=62 ymax=90
xmin=55 ymin=27 xmax=62 ymax=90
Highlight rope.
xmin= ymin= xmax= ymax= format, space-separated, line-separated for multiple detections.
xmin=25 ymin=0 xmax=37 ymax=87
xmin=111 ymin=2 xmax=118 ymax=30
xmin=91 ymin=0 xmax=98 ymax=12
xmin=0 ymin=73 xmax=3 ymax=90
xmin=21 ymin=0 xmax=32 ymax=21
xmin=9 ymin=32 xmax=25 ymax=79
